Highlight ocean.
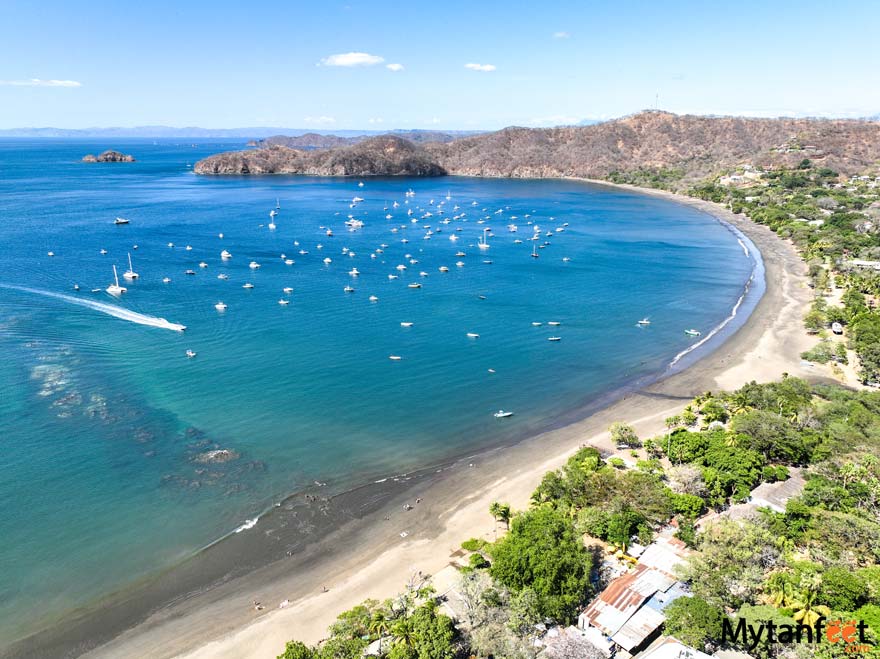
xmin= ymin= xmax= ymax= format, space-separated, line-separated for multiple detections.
xmin=0 ymin=139 xmax=756 ymax=644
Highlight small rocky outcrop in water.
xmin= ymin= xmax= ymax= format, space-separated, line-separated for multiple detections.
xmin=82 ymin=150 xmax=136 ymax=163
xmin=194 ymin=135 xmax=446 ymax=176
xmin=193 ymin=448 xmax=240 ymax=464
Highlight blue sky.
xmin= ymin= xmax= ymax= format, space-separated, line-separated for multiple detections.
xmin=1 ymin=0 xmax=878 ymax=129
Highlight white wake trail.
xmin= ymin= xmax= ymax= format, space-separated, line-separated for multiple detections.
xmin=0 ymin=284 xmax=187 ymax=332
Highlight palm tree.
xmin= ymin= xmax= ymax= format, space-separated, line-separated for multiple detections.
xmin=764 ymin=572 xmax=794 ymax=608
xmin=791 ymin=577 xmax=831 ymax=628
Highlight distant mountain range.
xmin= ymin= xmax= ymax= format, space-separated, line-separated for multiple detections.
xmin=194 ymin=111 xmax=880 ymax=182
xmin=0 ymin=126 xmax=486 ymax=139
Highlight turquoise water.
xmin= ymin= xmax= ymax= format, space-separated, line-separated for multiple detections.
xmin=0 ymin=140 xmax=754 ymax=642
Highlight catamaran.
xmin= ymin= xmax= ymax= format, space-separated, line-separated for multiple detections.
xmin=123 ymin=253 xmax=139 ymax=280
xmin=106 ymin=265 xmax=127 ymax=295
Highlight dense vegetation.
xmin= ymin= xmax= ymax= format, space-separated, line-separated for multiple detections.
xmin=279 ymin=377 xmax=880 ymax=659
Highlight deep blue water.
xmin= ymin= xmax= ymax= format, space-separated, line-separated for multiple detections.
xmin=0 ymin=139 xmax=755 ymax=641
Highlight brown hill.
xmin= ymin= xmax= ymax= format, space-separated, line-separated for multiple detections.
xmin=249 ymin=130 xmax=479 ymax=150
xmin=195 ymin=112 xmax=880 ymax=181
xmin=194 ymin=135 xmax=446 ymax=176
xmin=426 ymin=111 xmax=880 ymax=182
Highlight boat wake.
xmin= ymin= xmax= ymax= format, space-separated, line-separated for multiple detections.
xmin=0 ymin=284 xmax=187 ymax=332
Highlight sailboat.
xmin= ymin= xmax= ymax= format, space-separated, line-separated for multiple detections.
xmin=477 ymin=228 xmax=490 ymax=250
xmin=531 ymin=241 xmax=539 ymax=258
xmin=106 ymin=265 xmax=127 ymax=295
xmin=123 ymin=253 xmax=139 ymax=280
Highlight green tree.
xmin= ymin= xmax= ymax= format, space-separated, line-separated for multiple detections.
xmin=388 ymin=602 xmax=456 ymax=659
xmin=278 ymin=641 xmax=316 ymax=659
xmin=490 ymin=506 xmax=592 ymax=622
xmin=490 ymin=501 xmax=512 ymax=529
xmin=610 ymin=422 xmax=641 ymax=448
xmin=662 ymin=597 xmax=724 ymax=651
xmin=820 ymin=567 xmax=869 ymax=611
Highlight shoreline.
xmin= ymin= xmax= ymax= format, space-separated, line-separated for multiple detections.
xmin=4 ymin=181 xmax=819 ymax=659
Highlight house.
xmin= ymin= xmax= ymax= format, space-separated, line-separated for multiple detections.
xmin=539 ymin=625 xmax=614 ymax=658
xmin=638 ymin=636 xmax=712 ymax=659
xmin=578 ymin=535 xmax=692 ymax=654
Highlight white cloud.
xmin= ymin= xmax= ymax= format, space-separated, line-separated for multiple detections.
xmin=0 ymin=78 xmax=82 ymax=87
xmin=368 ymin=117 xmax=384 ymax=124
xmin=552 ymin=31 xmax=570 ymax=39
xmin=386 ymin=63 xmax=404 ymax=72
xmin=318 ymin=52 xmax=384 ymax=67
xmin=304 ymin=116 xmax=336 ymax=125
xmin=464 ymin=63 xmax=496 ymax=72
xmin=527 ymin=115 xmax=581 ymax=126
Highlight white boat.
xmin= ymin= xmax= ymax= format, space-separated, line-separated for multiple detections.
xmin=419 ymin=271 xmax=428 ymax=277
xmin=548 ymin=336 xmax=562 ymax=342
xmin=186 ymin=349 xmax=197 ymax=358
xmin=100 ymin=249 xmax=108 ymax=255
xmin=532 ymin=322 xmax=542 ymax=326
xmin=400 ymin=322 xmax=414 ymax=327
xmin=185 ymin=245 xmax=193 ymax=251
xmin=408 ymin=283 xmax=422 ymax=289
xmin=548 ymin=321 xmax=561 ymax=326
xmin=531 ymin=242 xmax=539 ymax=258
xmin=467 ymin=332 xmax=480 ymax=338
xmin=185 ymin=269 xmax=196 ymax=275
xmin=282 ymin=287 xmax=293 ymax=294
xmin=388 ymin=274 xmax=398 ymax=280
xmin=162 ymin=277 xmax=171 ymax=283
xmin=349 ymin=268 xmax=360 ymax=277
xmin=217 ymin=273 xmax=229 ymax=280
xmin=455 ymin=251 xmax=466 ymax=257
xmin=249 ymin=261 xmax=261 ymax=270
xmin=637 ymin=318 xmax=651 ymax=326
xmin=215 ymin=301 xmax=227 ymax=311
xmin=198 ymin=262 xmax=208 ymax=269
xmin=369 ymin=295 xmax=379 ymax=302
xmin=344 ymin=286 xmax=355 ymax=293
xmin=562 ymin=257 xmax=571 ymax=262
xmin=73 ymin=284 xmax=80 ymax=291
xmin=477 ymin=228 xmax=490 ymax=250
xmin=106 ymin=265 xmax=127 ymax=295
xmin=168 ymin=242 xmax=174 ymax=248
xmin=685 ymin=329 xmax=701 ymax=336
xmin=221 ymin=250 xmax=232 ymax=259
xmin=456 ymin=261 xmax=465 ymax=267
xmin=122 ymin=254 xmax=140 ymax=281
xmin=389 ymin=355 xmax=402 ymax=360
xmin=242 ymin=283 xmax=254 ymax=289
xmin=114 ymin=217 xmax=130 ymax=225
xmin=439 ymin=266 xmax=450 ymax=272
xmin=278 ymin=299 xmax=290 ymax=305
xmin=323 ymin=258 xmax=332 ymax=265
xmin=493 ymin=410 xmax=513 ymax=418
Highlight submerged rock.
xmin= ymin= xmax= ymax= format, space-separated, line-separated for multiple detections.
xmin=193 ymin=448 xmax=240 ymax=464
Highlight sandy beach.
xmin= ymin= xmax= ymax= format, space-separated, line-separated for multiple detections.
xmin=6 ymin=181 xmax=819 ymax=659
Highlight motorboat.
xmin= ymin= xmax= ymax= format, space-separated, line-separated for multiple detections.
xmin=548 ymin=336 xmax=562 ymax=342
xmin=114 ymin=217 xmax=130 ymax=225
xmin=242 ymin=283 xmax=254 ymax=289
xmin=344 ymin=286 xmax=355 ymax=293
xmin=685 ymin=329 xmax=701 ymax=337
xmin=249 ymin=261 xmax=261 ymax=269
xmin=637 ymin=318 xmax=651 ymax=326
xmin=400 ymin=322 xmax=413 ymax=327
xmin=214 ymin=301 xmax=227 ymax=311
xmin=221 ymin=250 xmax=232 ymax=259
xmin=467 ymin=333 xmax=480 ymax=338
xmin=186 ymin=349 xmax=197 ymax=358
xmin=493 ymin=410 xmax=513 ymax=418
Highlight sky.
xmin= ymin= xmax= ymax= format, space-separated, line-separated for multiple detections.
xmin=1 ymin=0 xmax=879 ymax=130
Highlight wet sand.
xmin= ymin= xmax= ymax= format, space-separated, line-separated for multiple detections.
xmin=3 ymin=182 xmax=819 ymax=659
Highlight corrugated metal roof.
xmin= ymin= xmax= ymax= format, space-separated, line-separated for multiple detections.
xmin=581 ymin=564 xmax=674 ymax=636
xmin=611 ymin=605 xmax=666 ymax=651
xmin=637 ymin=536 xmax=690 ymax=577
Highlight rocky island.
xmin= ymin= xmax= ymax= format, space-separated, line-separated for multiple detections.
xmin=194 ymin=135 xmax=446 ymax=176
xmin=82 ymin=150 xmax=136 ymax=163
